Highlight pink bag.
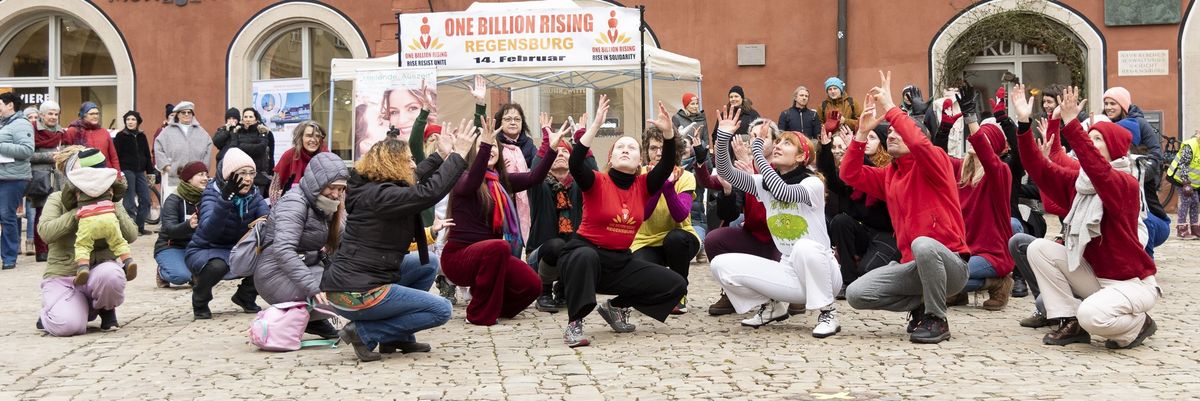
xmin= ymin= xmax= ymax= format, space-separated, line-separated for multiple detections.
xmin=249 ymin=302 xmax=310 ymax=352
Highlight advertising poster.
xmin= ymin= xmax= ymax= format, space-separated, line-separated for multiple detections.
xmin=251 ymin=78 xmax=311 ymax=163
xmin=352 ymin=68 xmax=437 ymax=160
xmin=398 ymin=7 xmax=641 ymax=70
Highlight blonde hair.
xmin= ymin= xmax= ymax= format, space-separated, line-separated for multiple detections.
xmin=355 ymin=138 xmax=415 ymax=184
xmin=958 ymin=152 xmax=985 ymax=187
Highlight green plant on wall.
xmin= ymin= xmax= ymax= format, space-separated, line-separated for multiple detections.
xmin=938 ymin=5 xmax=1086 ymax=93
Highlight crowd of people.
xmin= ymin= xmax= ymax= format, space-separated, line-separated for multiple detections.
xmin=0 ymin=65 xmax=1184 ymax=360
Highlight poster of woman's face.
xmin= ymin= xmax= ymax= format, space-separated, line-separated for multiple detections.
xmin=352 ymin=69 xmax=438 ymax=159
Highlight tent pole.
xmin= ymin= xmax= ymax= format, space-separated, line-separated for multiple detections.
xmin=639 ymin=5 xmax=646 ymax=135
xmin=327 ymin=78 xmax=335 ymax=151
xmin=395 ymin=11 xmax=403 ymax=68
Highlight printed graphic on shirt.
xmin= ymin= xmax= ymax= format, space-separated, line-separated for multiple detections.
xmin=767 ymin=199 xmax=808 ymax=240
xmin=608 ymin=203 xmax=638 ymax=234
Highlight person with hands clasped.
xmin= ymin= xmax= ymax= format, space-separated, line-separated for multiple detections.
xmin=556 ymin=96 xmax=687 ymax=348
xmin=841 ymin=71 xmax=971 ymax=344
xmin=1016 ymin=87 xmax=1160 ymax=349
xmin=321 ymin=124 xmax=472 ymax=362
xmin=185 ymin=148 xmax=270 ymax=320
xmin=708 ymin=106 xmax=844 ymax=338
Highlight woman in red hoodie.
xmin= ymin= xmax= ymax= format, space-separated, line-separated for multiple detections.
xmin=1016 ymin=86 xmax=1159 ymax=349
xmin=64 ymin=102 xmax=120 ymax=171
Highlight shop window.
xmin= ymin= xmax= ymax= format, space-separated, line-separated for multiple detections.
xmin=0 ymin=15 xmax=118 ymax=127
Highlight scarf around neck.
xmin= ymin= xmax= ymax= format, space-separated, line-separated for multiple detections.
xmin=1062 ymin=156 xmax=1137 ymax=271
xmin=176 ymin=180 xmax=203 ymax=204
xmin=275 ymin=147 xmax=319 ymax=191
xmin=485 ymin=170 xmax=523 ymax=257
xmin=547 ymin=173 xmax=574 ymax=235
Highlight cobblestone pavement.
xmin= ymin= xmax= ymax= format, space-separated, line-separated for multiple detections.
xmin=1 ymin=222 xmax=1198 ymax=401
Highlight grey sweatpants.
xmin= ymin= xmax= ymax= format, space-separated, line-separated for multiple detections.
xmin=845 ymin=236 xmax=969 ymax=319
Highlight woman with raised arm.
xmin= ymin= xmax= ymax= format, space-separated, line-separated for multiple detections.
xmin=1017 ymin=87 xmax=1160 ymax=349
xmin=557 ymin=96 xmax=687 ymax=348
xmin=441 ymin=120 xmax=567 ymax=326
xmin=708 ymin=108 xmax=842 ymax=338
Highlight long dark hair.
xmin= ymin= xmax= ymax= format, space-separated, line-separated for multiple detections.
xmin=447 ymin=142 xmax=511 ymax=238
xmin=493 ymin=103 xmax=530 ymax=139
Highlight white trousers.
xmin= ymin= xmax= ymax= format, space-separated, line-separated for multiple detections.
xmin=709 ymin=239 xmax=842 ymax=314
xmin=1028 ymin=239 xmax=1160 ymax=345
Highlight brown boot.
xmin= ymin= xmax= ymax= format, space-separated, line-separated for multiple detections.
xmin=1178 ymin=224 xmax=1194 ymax=240
xmin=946 ymin=292 xmax=968 ymax=307
xmin=708 ymin=292 xmax=734 ymax=316
xmin=1043 ymin=317 xmax=1091 ymax=346
xmin=1192 ymin=224 xmax=1200 ymax=240
xmin=982 ymin=276 xmax=1014 ymax=311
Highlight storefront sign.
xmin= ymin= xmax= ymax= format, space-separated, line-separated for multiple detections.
xmin=398 ymin=7 xmax=641 ymax=69
xmin=1118 ymin=50 xmax=1169 ymax=76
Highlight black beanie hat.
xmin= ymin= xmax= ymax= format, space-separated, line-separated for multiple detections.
xmin=225 ymin=107 xmax=240 ymax=120
xmin=122 ymin=110 xmax=142 ymax=126
xmin=164 ymin=103 xmax=175 ymax=118
xmin=729 ymin=85 xmax=745 ymax=98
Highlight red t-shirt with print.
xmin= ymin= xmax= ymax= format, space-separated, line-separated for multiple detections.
xmin=576 ymin=171 xmax=649 ymax=250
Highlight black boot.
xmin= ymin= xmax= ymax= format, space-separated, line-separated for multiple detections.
xmin=536 ymin=283 xmax=559 ymax=313
xmin=99 ymin=309 xmax=119 ymax=331
xmin=35 ymin=253 xmax=47 ymax=262
xmin=339 ymin=322 xmax=381 ymax=362
xmin=231 ymin=277 xmax=261 ymax=313
xmin=305 ymin=319 xmax=339 ymax=339
xmin=192 ymin=261 xmax=228 ymax=319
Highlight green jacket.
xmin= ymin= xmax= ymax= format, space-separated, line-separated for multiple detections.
xmin=37 ymin=190 xmax=138 ymax=279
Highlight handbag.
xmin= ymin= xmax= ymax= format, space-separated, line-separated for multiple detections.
xmin=26 ymin=168 xmax=54 ymax=197
xmin=229 ymin=216 xmax=271 ymax=278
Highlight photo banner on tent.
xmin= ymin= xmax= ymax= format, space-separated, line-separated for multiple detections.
xmin=352 ymin=68 xmax=437 ymax=160
xmin=252 ymin=78 xmax=311 ymax=163
xmin=398 ymin=7 xmax=641 ymax=70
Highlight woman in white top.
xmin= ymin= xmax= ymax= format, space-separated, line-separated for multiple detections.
xmin=709 ymin=107 xmax=843 ymax=338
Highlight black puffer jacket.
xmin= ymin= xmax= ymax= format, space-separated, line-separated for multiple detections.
xmin=321 ymin=152 xmax=466 ymax=292
xmin=214 ymin=123 xmax=275 ymax=187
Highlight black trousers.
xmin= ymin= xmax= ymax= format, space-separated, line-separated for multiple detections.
xmin=535 ymin=238 xmax=566 ymax=294
xmin=559 ymin=237 xmax=686 ymax=322
xmin=631 ymin=229 xmax=700 ymax=282
xmin=827 ymin=213 xmax=900 ymax=285
xmin=192 ymin=259 xmax=257 ymax=310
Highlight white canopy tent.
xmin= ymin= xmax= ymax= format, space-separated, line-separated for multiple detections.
xmin=327 ymin=1 xmax=703 ymax=157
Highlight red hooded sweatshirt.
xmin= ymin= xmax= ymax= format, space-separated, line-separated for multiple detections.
xmin=840 ymin=107 xmax=969 ymax=263
xmin=1016 ymin=118 xmax=1078 ymax=218
xmin=949 ymin=124 xmax=1014 ymax=276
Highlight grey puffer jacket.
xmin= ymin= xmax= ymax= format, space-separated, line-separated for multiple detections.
xmin=252 ymin=153 xmax=348 ymax=305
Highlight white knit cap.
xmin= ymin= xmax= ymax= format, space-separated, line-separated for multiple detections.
xmin=173 ymin=101 xmax=195 ymax=112
xmin=221 ymin=148 xmax=255 ymax=181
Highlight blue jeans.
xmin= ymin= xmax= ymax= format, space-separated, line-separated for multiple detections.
xmin=1144 ymin=214 xmax=1169 ymax=258
xmin=24 ymin=199 xmax=35 ymax=240
xmin=155 ymin=247 xmax=192 ymax=285
xmin=122 ymin=171 xmax=152 ymax=232
xmin=1010 ymin=217 xmax=1024 ymax=235
xmin=0 ymin=180 xmax=29 ymax=265
xmin=962 ymin=255 xmax=998 ymax=292
xmin=333 ymin=263 xmax=450 ymax=349
xmin=400 ymin=253 xmax=439 ymax=292
xmin=692 ymin=223 xmax=707 ymax=243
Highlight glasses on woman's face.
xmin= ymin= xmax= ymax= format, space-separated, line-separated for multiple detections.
xmin=502 ymin=117 xmax=522 ymax=123
xmin=233 ymin=168 xmax=256 ymax=179
xmin=178 ymin=110 xmax=194 ymax=116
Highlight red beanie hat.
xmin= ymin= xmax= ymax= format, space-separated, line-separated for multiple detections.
xmin=424 ymin=124 xmax=442 ymax=141
xmin=1089 ymin=121 xmax=1132 ymax=160
xmin=977 ymin=124 xmax=1008 ymax=156
xmin=177 ymin=161 xmax=208 ymax=182
xmin=682 ymin=93 xmax=698 ymax=108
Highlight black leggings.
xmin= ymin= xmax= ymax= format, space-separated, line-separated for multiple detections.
xmin=559 ymin=237 xmax=686 ymax=322
xmin=632 ymin=229 xmax=700 ymax=282
xmin=192 ymin=259 xmax=257 ymax=309
xmin=827 ymin=213 xmax=900 ymax=285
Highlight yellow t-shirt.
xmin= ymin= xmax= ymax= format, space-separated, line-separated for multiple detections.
xmin=631 ymin=168 xmax=698 ymax=251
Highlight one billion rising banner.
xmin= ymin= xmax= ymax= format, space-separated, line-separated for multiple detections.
xmin=398 ymin=7 xmax=642 ymax=69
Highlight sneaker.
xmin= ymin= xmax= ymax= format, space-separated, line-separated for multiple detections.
xmin=1019 ymin=310 xmax=1055 ymax=328
xmin=99 ymin=309 xmax=119 ymax=331
xmin=73 ymin=265 xmax=90 ymax=286
xmin=708 ymin=292 xmax=735 ymax=316
xmin=379 ymin=341 xmax=432 ymax=354
xmin=1042 ymin=318 xmax=1091 ymax=346
xmin=536 ymin=294 xmax=560 ymax=313
xmin=564 ymin=319 xmax=590 ymax=348
xmin=339 ymin=322 xmax=381 ymax=362
xmin=1 ymin=264 xmax=14 ymax=270
xmin=123 ymin=259 xmax=138 ymax=282
xmin=812 ymin=308 xmax=840 ymax=338
xmin=910 ymin=314 xmax=951 ymax=344
xmin=596 ymin=300 xmax=636 ymax=333
xmin=671 ymin=296 xmax=688 ymax=315
xmin=741 ymin=301 xmax=789 ymax=328
xmin=459 ymin=286 xmax=472 ymax=304
xmin=907 ymin=305 xmax=925 ymax=333
xmin=1011 ymin=278 xmax=1029 ymax=298
xmin=24 ymin=239 xmax=34 ymax=256
xmin=1104 ymin=315 xmax=1156 ymax=349
xmin=435 ymin=275 xmax=458 ymax=305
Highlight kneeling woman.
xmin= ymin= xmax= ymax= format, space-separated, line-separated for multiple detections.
xmin=710 ymin=110 xmax=843 ymax=338
xmin=441 ymin=121 xmax=565 ymax=326
xmin=186 ymin=148 xmax=270 ymax=319
xmin=321 ymin=128 xmax=471 ymax=362
xmin=558 ymin=97 xmax=687 ymax=347
xmin=252 ymin=153 xmax=348 ymax=339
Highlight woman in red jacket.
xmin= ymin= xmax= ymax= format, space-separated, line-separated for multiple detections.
xmin=441 ymin=120 xmax=565 ymax=326
xmin=1015 ymin=86 xmax=1160 ymax=349
xmin=557 ymin=95 xmax=687 ymax=347
xmin=64 ymin=102 xmax=120 ymax=170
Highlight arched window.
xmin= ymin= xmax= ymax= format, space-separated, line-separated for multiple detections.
xmin=253 ymin=25 xmax=354 ymax=155
xmin=0 ymin=14 xmax=119 ymax=127
xmin=963 ymin=40 xmax=1077 ymax=110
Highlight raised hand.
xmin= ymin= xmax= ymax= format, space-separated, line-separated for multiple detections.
xmin=647 ymin=101 xmax=675 ymax=139
xmin=819 ymin=124 xmax=833 ymax=145
xmin=470 ymin=75 xmax=488 ymax=105
xmin=716 ymin=105 xmax=742 ymax=133
xmin=539 ymin=112 xmax=553 ymax=131
xmin=732 ymin=135 xmax=751 ymax=162
xmin=548 ymin=120 xmax=570 ymax=148
xmin=838 ymin=125 xmax=854 ymax=145
xmin=734 ymin=159 xmax=754 ymax=174
xmin=1057 ymin=86 xmax=1085 ymax=122
xmin=940 ymin=99 xmax=962 ymax=125
xmin=869 ymin=70 xmax=896 ymax=111
xmin=452 ymin=126 xmax=479 ymax=155
xmin=856 ymin=103 xmax=886 ymax=138
xmin=1009 ymin=83 xmax=1033 ymax=123
xmin=579 ymin=94 xmax=610 ymax=147
xmin=1035 ymin=118 xmax=1053 ymax=158
xmin=410 ymin=79 xmax=436 ymax=111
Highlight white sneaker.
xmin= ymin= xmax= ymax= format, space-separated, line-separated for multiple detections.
xmin=740 ymin=301 xmax=789 ymax=328
xmin=812 ymin=308 xmax=841 ymax=338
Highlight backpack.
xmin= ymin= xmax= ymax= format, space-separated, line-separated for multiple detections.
xmin=229 ymin=216 xmax=271 ymax=278
xmin=248 ymin=301 xmax=338 ymax=352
